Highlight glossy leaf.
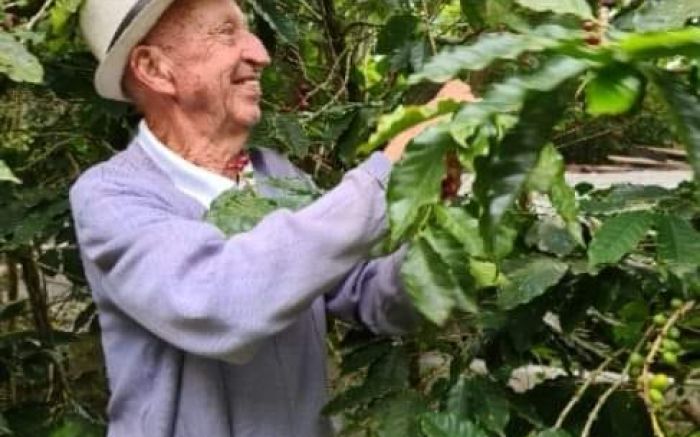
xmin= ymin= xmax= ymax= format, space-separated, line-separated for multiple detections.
xmin=388 ymin=125 xmax=457 ymax=247
xmin=473 ymin=84 xmax=571 ymax=254
xmin=410 ymin=25 xmax=582 ymax=84
xmin=400 ymin=236 xmax=460 ymax=325
xmin=656 ymin=215 xmax=700 ymax=264
xmin=0 ymin=160 xmax=21 ymax=184
xmin=450 ymin=57 xmax=590 ymax=144
xmin=498 ymin=257 xmax=569 ymax=309
xmin=650 ymin=70 xmax=700 ymax=181
xmin=515 ymin=0 xmax=593 ymax=19
xmin=588 ymin=211 xmax=655 ymax=266
xmin=617 ymin=28 xmax=700 ymax=60
xmin=0 ymin=31 xmax=43 ymax=83
xmin=421 ymin=412 xmax=487 ymax=437
xmin=586 ymin=64 xmax=644 ymax=116
xmin=358 ymin=100 xmax=459 ymax=155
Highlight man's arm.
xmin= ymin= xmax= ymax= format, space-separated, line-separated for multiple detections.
xmin=326 ymin=248 xmax=422 ymax=335
xmin=71 ymin=153 xmax=390 ymax=365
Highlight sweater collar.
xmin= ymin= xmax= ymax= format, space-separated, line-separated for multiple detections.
xmin=135 ymin=120 xmax=253 ymax=208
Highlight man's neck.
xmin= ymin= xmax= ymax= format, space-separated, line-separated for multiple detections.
xmin=144 ymin=111 xmax=249 ymax=177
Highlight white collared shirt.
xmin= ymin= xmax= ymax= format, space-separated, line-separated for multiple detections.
xmin=136 ymin=120 xmax=254 ymax=208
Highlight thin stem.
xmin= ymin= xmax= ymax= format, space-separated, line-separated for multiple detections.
xmin=640 ymin=301 xmax=696 ymax=437
xmin=555 ymin=351 xmax=622 ymax=429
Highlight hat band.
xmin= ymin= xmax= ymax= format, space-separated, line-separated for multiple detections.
xmin=108 ymin=0 xmax=152 ymax=51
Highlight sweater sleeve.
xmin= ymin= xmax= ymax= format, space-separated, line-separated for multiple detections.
xmin=71 ymin=153 xmax=391 ymax=364
xmin=325 ymin=248 xmax=421 ymax=335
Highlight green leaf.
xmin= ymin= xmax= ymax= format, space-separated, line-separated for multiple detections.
xmin=206 ymin=181 xmax=318 ymax=237
xmin=450 ymin=56 xmax=590 ymax=145
xmin=615 ymin=0 xmax=700 ymax=32
xmin=460 ymin=0 xmax=487 ymax=29
xmin=375 ymin=392 xmax=426 ymax=437
xmin=473 ymin=82 xmax=572 ymax=254
xmin=617 ymin=28 xmax=700 ymax=60
xmin=377 ymin=15 xmax=421 ymax=55
xmin=358 ymin=100 xmax=459 ymax=155
xmin=656 ymin=215 xmax=700 ymax=264
xmin=0 ymin=160 xmax=21 ymax=184
xmin=525 ymin=218 xmax=578 ymax=257
xmin=421 ymin=412 xmax=487 ymax=437
xmin=388 ymin=125 xmax=457 ymax=246
xmin=531 ymin=430 xmax=572 ymax=437
xmin=410 ymin=25 xmax=582 ymax=85
xmin=324 ymin=347 xmax=409 ymax=414
xmin=0 ymin=31 xmax=43 ymax=83
xmin=498 ymin=257 xmax=569 ymax=309
xmin=49 ymin=0 xmax=83 ymax=34
xmin=400 ymin=236 xmax=460 ymax=325
xmin=205 ymin=188 xmax=280 ymax=236
xmin=650 ymin=70 xmax=700 ymax=181
xmin=515 ymin=0 xmax=593 ymax=19
xmin=447 ymin=376 xmax=511 ymax=434
xmin=423 ymin=222 xmax=479 ymax=313
xmin=247 ymin=0 xmax=298 ymax=45
xmin=586 ymin=64 xmax=644 ymax=116
xmin=433 ymin=205 xmax=486 ymax=257
xmin=588 ymin=211 xmax=655 ymax=266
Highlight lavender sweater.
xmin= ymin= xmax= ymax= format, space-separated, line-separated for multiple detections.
xmin=69 ymin=140 xmax=419 ymax=437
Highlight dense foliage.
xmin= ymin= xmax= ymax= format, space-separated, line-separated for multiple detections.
xmin=0 ymin=0 xmax=699 ymax=436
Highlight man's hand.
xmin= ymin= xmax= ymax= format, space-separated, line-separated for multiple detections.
xmin=383 ymin=80 xmax=475 ymax=163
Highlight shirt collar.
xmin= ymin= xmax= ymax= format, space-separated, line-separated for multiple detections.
xmin=135 ymin=120 xmax=252 ymax=208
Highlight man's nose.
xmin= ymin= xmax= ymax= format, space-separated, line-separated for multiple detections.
xmin=242 ymin=33 xmax=271 ymax=68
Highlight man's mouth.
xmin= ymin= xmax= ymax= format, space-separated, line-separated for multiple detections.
xmin=232 ymin=75 xmax=260 ymax=86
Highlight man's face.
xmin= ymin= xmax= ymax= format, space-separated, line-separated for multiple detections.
xmin=162 ymin=0 xmax=270 ymax=133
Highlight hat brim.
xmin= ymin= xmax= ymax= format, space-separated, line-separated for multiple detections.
xmin=94 ymin=0 xmax=176 ymax=102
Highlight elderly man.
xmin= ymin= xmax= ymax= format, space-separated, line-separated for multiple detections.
xmin=72 ymin=0 xmax=471 ymax=436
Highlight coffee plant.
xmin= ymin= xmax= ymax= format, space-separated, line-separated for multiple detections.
xmin=1 ymin=0 xmax=700 ymax=436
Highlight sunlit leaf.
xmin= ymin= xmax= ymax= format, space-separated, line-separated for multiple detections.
xmin=617 ymin=28 xmax=700 ymax=60
xmin=358 ymin=100 xmax=459 ymax=155
xmin=0 ymin=160 xmax=21 ymax=184
xmin=0 ymin=31 xmax=43 ymax=83
xmin=586 ymin=64 xmax=644 ymax=116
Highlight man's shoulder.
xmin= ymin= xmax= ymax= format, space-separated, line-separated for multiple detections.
xmin=70 ymin=144 xmax=173 ymax=214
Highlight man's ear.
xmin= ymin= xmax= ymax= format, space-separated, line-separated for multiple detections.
xmin=128 ymin=45 xmax=177 ymax=97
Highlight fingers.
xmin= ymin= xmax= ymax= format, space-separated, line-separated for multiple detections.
xmin=433 ymin=79 xmax=475 ymax=104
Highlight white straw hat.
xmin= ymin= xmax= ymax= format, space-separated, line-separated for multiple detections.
xmin=80 ymin=0 xmax=177 ymax=102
